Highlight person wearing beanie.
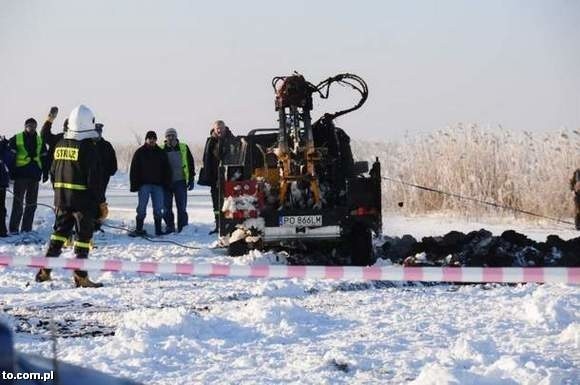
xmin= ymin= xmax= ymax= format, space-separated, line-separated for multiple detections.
xmin=129 ymin=130 xmax=171 ymax=236
xmin=7 ymin=115 xmax=49 ymax=233
xmin=36 ymin=104 xmax=107 ymax=288
xmin=160 ymin=127 xmax=195 ymax=233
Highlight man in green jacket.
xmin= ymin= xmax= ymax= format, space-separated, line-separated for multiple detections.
xmin=161 ymin=128 xmax=195 ymax=233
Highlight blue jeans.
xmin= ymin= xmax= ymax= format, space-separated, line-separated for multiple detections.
xmin=136 ymin=184 xmax=164 ymax=220
xmin=164 ymin=180 xmax=188 ymax=231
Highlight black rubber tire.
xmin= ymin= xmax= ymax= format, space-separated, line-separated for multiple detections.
xmin=349 ymin=226 xmax=373 ymax=266
xmin=228 ymin=239 xmax=249 ymax=257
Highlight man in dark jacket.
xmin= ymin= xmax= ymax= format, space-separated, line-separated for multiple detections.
xmin=93 ymin=123 xmax=118 ymax=232
xmin=571 ymin=168 xmax=580 ymax=230
xmin=8 ymin=117 xmax=49 ymax=233
xmin=129 ymin=131 xmax=170 ymax=236
xmin=0 ymin=136 xmax=14 ymax=237
xmin=94 ymin=123 xmax=117 ymax=191
xmin=161 ymin=128 xmax=195 ymax=233
xmin=36 ymin=104 xmax=107 ymax=288
xmin=198 ymin=120 xmax=236 ymax=234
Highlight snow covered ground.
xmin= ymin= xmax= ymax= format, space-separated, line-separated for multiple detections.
xmin=0 ymin=177 xmax=578 ymax=384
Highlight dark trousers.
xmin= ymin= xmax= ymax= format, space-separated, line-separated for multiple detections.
xmin=9 ymin=178 xmax=39 ymax=233
xmin=575 ymin=193 xmax=580 ymax=230
xmin=210 ymin=185 xmax=220 ymax=216
xmin=210 ymin=185 xmax=220 ymax=229
xmin=136 ymin=184 xmax=164 ymax=221
xmin=164 ymin=180 xmax=188 ymax=231
xmin=46 ymin=208 xmax=95 ymax=278
xmin=0 ymin=188 xmax=7 ymax=235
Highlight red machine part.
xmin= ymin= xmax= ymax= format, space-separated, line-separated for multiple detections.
xmin=350 ymin=207 xmax=378 ymax=216
xmin=224 ymin=180 xmax=257 ymax=196
xmin=223 ymin=180 xmax=264 ymax=219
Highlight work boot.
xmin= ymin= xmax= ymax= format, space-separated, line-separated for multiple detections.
xmin=164 ymin=219 xmax=175 ymax=235
xmin=154 ymin=217 xmax=163 ymax=236
xmin=73 ymin=271 xmax=103 ymax=288
xmin=130 ymin=217 xmax=146 ymax=237
xmin=0 ymin=214 xmax=7 ymax=237
xmin=177 ymin=219 xmax=188 ymax=233
xmin=35 ymin=268 xmax=52 ymax=282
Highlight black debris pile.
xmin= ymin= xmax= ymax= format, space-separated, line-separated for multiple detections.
xmin=379 ymin=229 xmax=579 ymax=267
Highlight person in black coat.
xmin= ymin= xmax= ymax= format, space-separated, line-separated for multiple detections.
xmin=0 ymin=136 xmax=14 ymax=237
xmin=198 ymin=120 xmax=236 ymax=234
xmin=93 ymin=123 xmax=118 ymax=232
xmin=129 ymin=131 xmax=170 ymax=236
xmin=94 ymin=123 xmax=117 ymax=191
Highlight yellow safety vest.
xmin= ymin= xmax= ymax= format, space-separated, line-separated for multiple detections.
xmin=162 ymin=142 xmax=191 ymax=180
xmin=15 ymin=132 xmax=43 ymax=168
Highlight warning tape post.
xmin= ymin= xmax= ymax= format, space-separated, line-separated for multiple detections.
xmin=0 ymin=255 xmax=578 ymax=284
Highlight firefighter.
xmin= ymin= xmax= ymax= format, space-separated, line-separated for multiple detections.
xmin=198 ymin=120 xmax=236 ymax=235
xmin=571 ymin=168 xmax=580 ymax=230
xmin=8 ymin=117 xmax=49 ymax=234
xmin=161 ymin=127 xmax=195 ymax=233
xmin=35 ymin=105 xmax=107 ymax=288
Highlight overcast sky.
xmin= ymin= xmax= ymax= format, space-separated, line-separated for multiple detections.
xmin=1 ymin=0 xmax=579 ymax=144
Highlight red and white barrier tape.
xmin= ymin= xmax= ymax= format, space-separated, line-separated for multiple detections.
xmin=0 ymin=255 xmax=578 ymax=284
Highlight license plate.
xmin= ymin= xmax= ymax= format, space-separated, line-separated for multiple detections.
xmin=279 ymin=215 xmax=323 ymax=227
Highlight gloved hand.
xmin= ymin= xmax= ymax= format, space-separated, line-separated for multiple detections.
xmin=48 ymin=106 xmax=58 ymax=122
xmin=98 ymin=202 xmax=109 ymax=222
xmin=188 ymin=181 xmax=195 ymax=191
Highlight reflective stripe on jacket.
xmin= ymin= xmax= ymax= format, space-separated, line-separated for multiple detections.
xmin=51 ymin=138 xmax=104 ymax=209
